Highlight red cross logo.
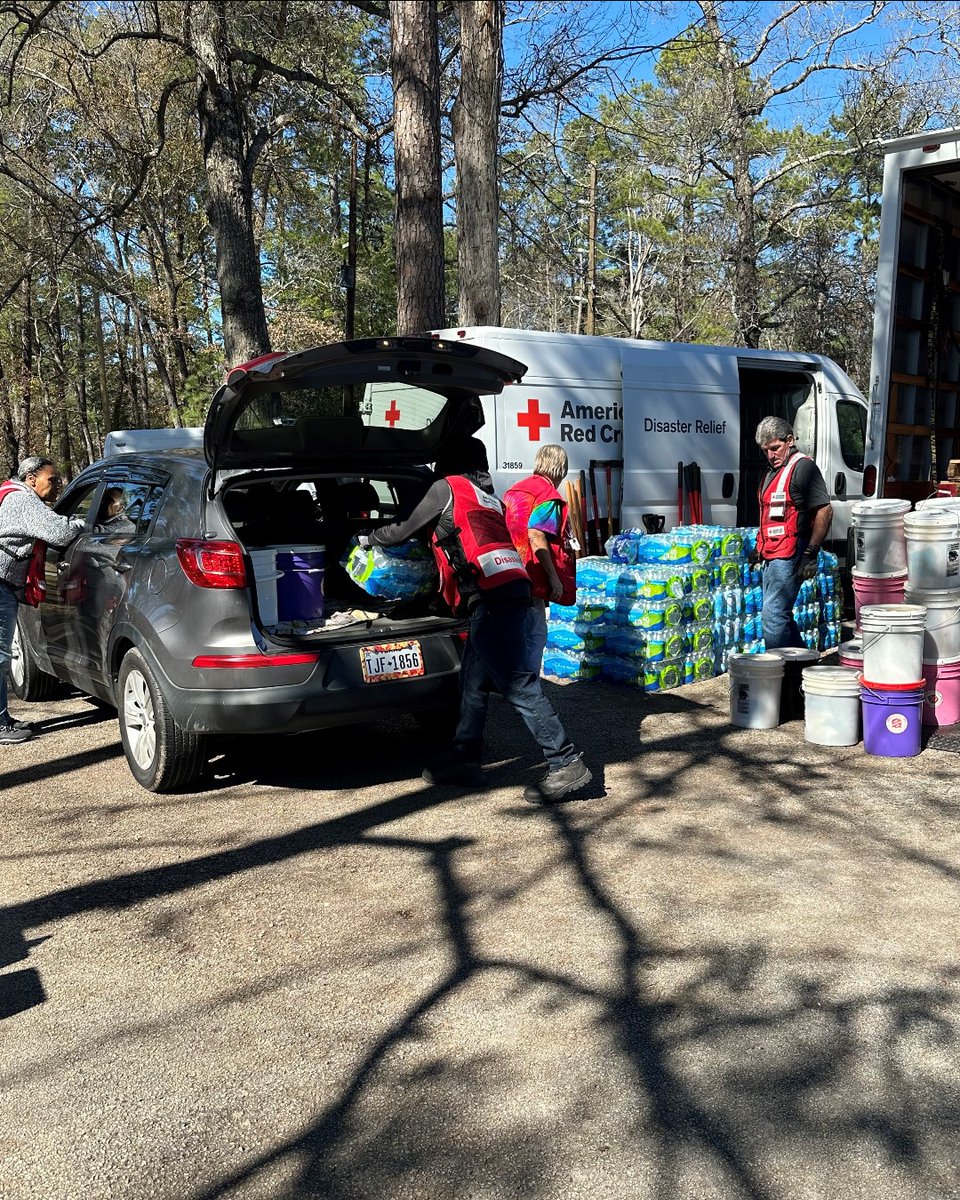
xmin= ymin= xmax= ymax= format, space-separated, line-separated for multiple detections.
xmin=384 ymin=400 xmax=401 ymax=427
xmin=517 ymin=397 xmax=551 ymax=441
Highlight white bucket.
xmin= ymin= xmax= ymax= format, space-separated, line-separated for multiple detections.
xmin=915 ymin=495 xmax=960 ymax=513
xmin=859 ymin=603 xmax=927 ymax=685
xmin=728 ymin=652 xmax=784 ymax=730
xmin=801 ymin=666 xmax=862 ymax=746
xmin=903 ymin=509 xmax=960 ymax=590
xmin=851 ymin=499 xmax=911 ymax=577
xmin=904 ymin=586 xmax=960 ymax=661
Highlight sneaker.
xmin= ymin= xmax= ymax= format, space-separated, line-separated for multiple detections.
xmin=9 ymin=719 xmax=31 ymax=732
xmin=0 ymin=722 xmax=33 ymax=745
xmin=421 ymin=746 xmax=482 ymax=787
xmin=523 ymin=756 xmax=592 ymax=804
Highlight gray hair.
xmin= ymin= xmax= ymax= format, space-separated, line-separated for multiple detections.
xmin=755 ymin=417 xmax=793 ymax=447
xmin=533 ymin=443 xmax=568 ymax=485
xmin=17 ymin=455 xmax=54 ymax=481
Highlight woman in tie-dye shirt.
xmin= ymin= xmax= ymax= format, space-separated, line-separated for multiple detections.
xmin=503 ymin=445 xmax=576 ymax=672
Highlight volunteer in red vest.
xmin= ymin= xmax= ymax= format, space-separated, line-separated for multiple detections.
xmin=503 ymin=444 xmax=576 ymax=672
xmin=0 ymin=456 xmax=84 ymax=744
xmin=367 ymin=435 xmax=592 ymax=804
xmin=752 ymin=417 xmax=833 ymax=650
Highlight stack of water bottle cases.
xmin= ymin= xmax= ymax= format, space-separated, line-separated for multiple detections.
xmin=543 ymin=525 xmax=841 ymax=691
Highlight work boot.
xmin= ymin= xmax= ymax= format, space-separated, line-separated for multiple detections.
xmin=421 ymin=744 xmax=482 ymax=787
xmin=0 ymin=722 xmax=33 ymax=745
xmin=523 ymin=756 xmax=592 ymax=804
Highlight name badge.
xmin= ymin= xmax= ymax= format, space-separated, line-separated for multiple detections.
xmin=767 ymin=524 xmax=786 ymax=539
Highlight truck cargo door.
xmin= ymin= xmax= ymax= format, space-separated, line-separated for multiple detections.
xmin=620 ymin=347 xmax=740 ymax=530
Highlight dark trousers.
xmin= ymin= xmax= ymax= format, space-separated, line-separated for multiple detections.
xmin=455 ymin=598 xmax=578 ymax=769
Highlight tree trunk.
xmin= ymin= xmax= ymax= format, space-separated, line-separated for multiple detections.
xmin=702 ymin=1 xmax=761 ymax=348
xmin=18 ymin=272 xmax=32 ymax=459
xmin=389 ymin=1 xmax=445 ymax=335
xmin=73 ymin=280 xmax=96 ymax=467
xmin=93 ymin=288 xmax=112 ymax=452
xmin=452 ymin=0 xmax=502 ymax=327
xmin=190 ymin=0 xmax=271 ymax=365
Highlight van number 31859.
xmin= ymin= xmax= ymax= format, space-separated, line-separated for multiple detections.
xmin=501 ymin=461 xmax=524 ymax=470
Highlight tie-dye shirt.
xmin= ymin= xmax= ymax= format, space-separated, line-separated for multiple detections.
xmin=527 ymin=496 xmax=563 ymax=539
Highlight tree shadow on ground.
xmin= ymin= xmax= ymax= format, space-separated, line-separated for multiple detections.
xmin=6 ymin=677 xmax=960 ymax=1195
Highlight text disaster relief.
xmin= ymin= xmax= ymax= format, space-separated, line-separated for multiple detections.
xmin=509 ymin=396 xmax=729 ymax=446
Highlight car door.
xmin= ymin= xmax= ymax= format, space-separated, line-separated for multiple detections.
xmin=62 ymin=474 xmax=168 ymax=685
xmin=37 ymin=480 xmax=101 ymax=672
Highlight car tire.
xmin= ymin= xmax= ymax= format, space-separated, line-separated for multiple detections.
xmin=8 ymin=618 xmax=60 ymax=701
xmin=118 ymin=648 xmax=205 ymax=792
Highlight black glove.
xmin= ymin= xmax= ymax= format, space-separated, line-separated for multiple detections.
xmin=747 ymin=549 xmax=763 ymax=568
xmin=798 ymin=548 xmax=819 ymax=581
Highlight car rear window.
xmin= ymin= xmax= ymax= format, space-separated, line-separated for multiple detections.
xmin=235 ymin=382 xmax=448 ymax=434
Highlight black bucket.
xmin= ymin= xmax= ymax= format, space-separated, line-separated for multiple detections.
xmin=771 ymin=647 xmax=820 ymax=723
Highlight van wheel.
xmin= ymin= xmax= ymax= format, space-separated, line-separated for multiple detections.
xmin=9 ymin=619 xmax=60 ymax=701
xmin=118 ymin=648 xmax=205 ymax=792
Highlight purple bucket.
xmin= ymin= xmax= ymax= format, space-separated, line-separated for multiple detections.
xmin=859 ymin=679 xmax=924 ymax=758
xmin=276 ymin=548 xmax=325 ymax=622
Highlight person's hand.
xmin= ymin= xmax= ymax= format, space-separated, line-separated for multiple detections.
xmin=798 ymin=549 xmax=818 ymax=581
xmin=548 ymin=578 xmax=564 ymax=602
xmin=356 ymin=532 xmax=371 ymax=549
xmin=747 ymin=549 xmax=763 ymax=567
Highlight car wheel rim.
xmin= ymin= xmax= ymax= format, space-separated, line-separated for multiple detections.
xmin=9 ymin=626 xmax=24 ymax=689
xmin=123 ymin=669 xmax=156 ymax=771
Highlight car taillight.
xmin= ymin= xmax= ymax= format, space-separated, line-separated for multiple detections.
xmin=176 ymin=539 xmax=247 ymax=588
xmin=862 ymin=464 xmax=877 ymax=497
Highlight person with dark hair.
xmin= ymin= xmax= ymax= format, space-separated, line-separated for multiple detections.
xmin=752 ymin=416 xmax=833 ymax=649
xmin=0 ymin=457 xmax=84 ymax=742
xmin=366 ymin=436 xmax=592 ymax=804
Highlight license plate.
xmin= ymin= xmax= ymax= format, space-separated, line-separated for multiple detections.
xmin=360 ymin=640 xmax=425 ymax=683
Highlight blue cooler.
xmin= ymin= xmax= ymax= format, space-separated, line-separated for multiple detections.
xmin=276 ymin=547 xmax=325 ymax=622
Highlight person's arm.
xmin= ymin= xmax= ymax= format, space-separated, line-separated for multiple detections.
xmin=807 ymin=503 xmax=833 ymax=553
xmin=8 ymin=491 xmax=84 ymax=549
xmin=529 ymin=530 xmax=563 ymax=601
xmin=368 ymin=480 xmax=449 ymax=547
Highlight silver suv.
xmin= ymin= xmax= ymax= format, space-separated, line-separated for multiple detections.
xmin=9 ymin=337 xmax=525 ymax=792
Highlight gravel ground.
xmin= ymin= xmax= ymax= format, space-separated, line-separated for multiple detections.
xmin=3 ymin=672 xmax=960 ymax=1200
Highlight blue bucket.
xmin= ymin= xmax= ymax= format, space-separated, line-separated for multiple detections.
xmin=276 ymin=548 xmax=325 ymax=622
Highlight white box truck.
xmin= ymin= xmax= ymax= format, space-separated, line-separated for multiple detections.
xmin=426 ymin=327 xmax=868 ymax=554
xmin=865 ymin=127 xmax=960 ymax=506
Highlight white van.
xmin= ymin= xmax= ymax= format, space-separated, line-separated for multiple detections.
xmin=430 ymin=327 xmax=869 ymax=553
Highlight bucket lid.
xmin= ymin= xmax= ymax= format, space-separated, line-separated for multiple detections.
xmin=859 ymin=675 xmax=926 ymax=690
xmin=851 ymin=498 xmax=911 ymax=515
xmin=770 ymin=647 xmax=819 ymax=662
xmin=904 ymin=509 xmax=960 ymax=527
xmin=859 ymin=603 xmax=926 ymax=620
xmin=727 ymin=652 xmax=785 ymax=671
xmin=851 ymin=568 xmax=907 ymax=580
xmin=904 ymin=587 xmax=960 ymax=601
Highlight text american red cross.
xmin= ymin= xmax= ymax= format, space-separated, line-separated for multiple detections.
xmin=384 ymin=400 xmax=401 ymax=427
xmin=517 ymin=397 xmax=551 ymax=441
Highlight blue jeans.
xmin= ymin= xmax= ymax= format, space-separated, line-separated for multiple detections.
xmin=0 ymin=580 xmax=19 ymax=723
xmin=762 ymin=551 xmax=806 ymax=650
xmin=455 ymin=598 xmax=578 ymax=769
xmin=525 ymin=599 xmax=549 ymax=674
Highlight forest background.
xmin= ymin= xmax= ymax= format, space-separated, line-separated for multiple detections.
xmin=0 ymin=0 xmax=958 ymax=476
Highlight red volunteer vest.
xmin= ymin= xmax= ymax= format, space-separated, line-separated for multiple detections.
xmin=503 ymin=474 xmax=576 ymax=605
xmin=757 ymin=451 xmax=809 ymax=560
xmin=0 ymin=481 xmax=46 ymax=606
xmin=431 ymin=476 xmax=528 ymax=611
